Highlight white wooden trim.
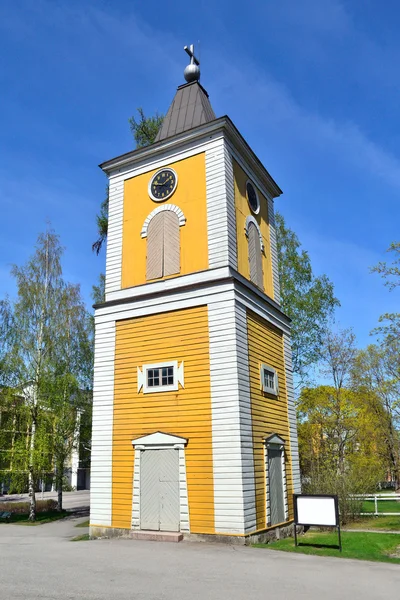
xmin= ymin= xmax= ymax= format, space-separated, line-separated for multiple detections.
xmin=283 ymin=334 xmax=301 ymax=494
xmin=105 ymin=266 xmax=230 ymax=304
xmin=235 ymin=301 xmax=256 ymax=533
xmin=268 ymin=197 xmax=281 ymax=303
xmin=90 ymin=321 xmax=115 ymax=526
xmin=206 ymin=139 xmax=237 ymax=270
xmin=209 ymin=299 xmax=256 ymax=534
xmin=264 ymin=442 xmax=288 ymax=526
xmin=245 ymin=180 xmax=260 ymax=215
xmin=132 ymin=432 xmax=188 ymax=447
xmin=131 ymin=440 xmax=190 ymax=533
xmin=260 ymin=363 xmax=279 ymax=395
xmin=245 ymin=215 xmax=264 ymax=251
xmin=136 ymin=360 xmax=184 ymax=394
xmin=105 ymin=182 xmax=123 ymax=297
xmin=141 ymin=204 xmax=186 ymax=238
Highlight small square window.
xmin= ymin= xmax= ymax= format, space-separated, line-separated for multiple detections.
xmin=139 ymin=361 xmax=184 ymax=394
xmin=261 ymin=364 xmax=278 ymax=395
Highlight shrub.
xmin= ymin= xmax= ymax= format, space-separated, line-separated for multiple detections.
xmin=0 ymin=499 xmax=57 ymax=514
xmin=302 ymin=466 xmax=378 ymax=524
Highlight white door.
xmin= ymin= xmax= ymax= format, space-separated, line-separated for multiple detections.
xmin=268 ymin=448 xmax=285 ymax=525
xmin=140 ymin=449 xmax=180 ymax=532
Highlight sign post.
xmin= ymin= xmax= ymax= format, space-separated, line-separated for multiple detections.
xmin=293 ymin=494 xmax=342 ymax=552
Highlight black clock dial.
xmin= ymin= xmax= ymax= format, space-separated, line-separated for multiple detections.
xmin=246 ymin=181 xmax=259 ymax=213
xmin=150 ymin=169 xmax=177 ymax=201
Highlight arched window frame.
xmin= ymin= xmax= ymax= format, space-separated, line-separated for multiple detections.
xmin=141 ymin=204 xmax=186 ymax=238
xmin=245 ymin=215 xmax=264 ymax=290
xmin=244 ymin=215 xmax=264 ymax=251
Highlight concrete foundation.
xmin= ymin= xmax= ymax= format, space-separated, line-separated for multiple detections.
xmin=90 ymin=521 xmax=301 ymax=544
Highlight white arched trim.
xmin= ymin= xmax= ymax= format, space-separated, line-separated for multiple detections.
xmin=245 ymin=215 xmax=264 ymax=252
xmin=141 ymin=204 xmax=186 ymax=238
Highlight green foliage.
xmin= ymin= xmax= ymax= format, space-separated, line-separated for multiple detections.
xmin=92 ymin=189 xmax=109 ymax=256
xmin=92 ymin=273 xmax=105 ymax=305
xmin=0 ymin=229 xmax=93 ymax=517
xmin=352 ymin=344 xmax=400 ymax=487
xmin=128 ymin=108 xmax=164 ymax=148
xmin=371 ymin=241 xmax=400 ymax=291
xmin=275 ymin=212 xmax=340 ymax=381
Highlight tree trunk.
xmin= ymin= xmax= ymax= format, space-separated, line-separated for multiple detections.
xmin=56 ymin=460 xmax=63 ymax=512
xmin=28 ymin=469 xmax=36 ymax=521
xmin=28 ymin=416 xmax=36 ymax=521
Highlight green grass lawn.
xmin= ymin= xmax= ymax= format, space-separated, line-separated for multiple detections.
xmin=347 ymin=515 xmax=400 ymax=531
xmin=362 ymin=499 xmax=400 ymax=513
xmin=255 ymin=530 xmax=400 ymax=564
xmin=0 ymin=510 xmax=68 ymax=525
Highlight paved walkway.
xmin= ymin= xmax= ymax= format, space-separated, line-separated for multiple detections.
xmin=0 ymin=518 xmax=399 ymax=600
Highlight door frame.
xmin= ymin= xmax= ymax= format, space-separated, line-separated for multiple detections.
xmin=131 ymin=432 xmax=190 ymax=533
xmin=264 ymin=433 xmax=288 ymax=527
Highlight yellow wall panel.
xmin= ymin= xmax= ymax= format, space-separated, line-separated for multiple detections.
xmin=233 ymin=161 xmax=274 ymax=299
xmin=112 ymin=305 xmax=215 ymax=534
xmin=122 ymin=153 xmax=208 ymax=288
xmin=247 ymin=310 xmax=294 ymax=529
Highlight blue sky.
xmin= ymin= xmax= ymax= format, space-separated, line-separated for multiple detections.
xmin=1 ymin=0 xmax=399 ymax=349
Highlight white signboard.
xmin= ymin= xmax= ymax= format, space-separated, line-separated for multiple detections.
xmin=295 ymin=495 xmax=338 ymax=527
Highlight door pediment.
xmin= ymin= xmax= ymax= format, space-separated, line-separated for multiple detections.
xmin=132 ymin=431 xmax=188 ymax=447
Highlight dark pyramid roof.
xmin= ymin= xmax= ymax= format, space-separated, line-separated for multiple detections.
xmin=155 ymin=81 xmax=216 ymax=142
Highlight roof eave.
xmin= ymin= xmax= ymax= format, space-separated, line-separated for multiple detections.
xmin=99 ymin=116 xmax=282 ymax=198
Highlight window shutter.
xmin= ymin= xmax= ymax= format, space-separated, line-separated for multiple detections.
xmin=146 ymin=212 xmax=164 ymax=280
xmin=163 ymin=211 xmax=180 ymax=276
xmin=248 ymin=222 xmax=264 ymax=290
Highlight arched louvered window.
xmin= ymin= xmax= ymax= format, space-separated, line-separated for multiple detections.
xmin=248 ymin=222 xmax=264 ymax=290
xmin=146 ymin=211 xmax=180 ymax=281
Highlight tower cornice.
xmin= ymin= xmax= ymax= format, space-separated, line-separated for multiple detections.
xmin=100 ymin=116 xmax=283 ymax=199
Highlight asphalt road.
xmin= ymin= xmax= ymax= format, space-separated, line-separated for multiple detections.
xmin=0 ymin=516 xmax=399 ymax=600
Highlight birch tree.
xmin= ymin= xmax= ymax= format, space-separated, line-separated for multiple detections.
xmin=0 ymin=230 xmax=93 ymax=519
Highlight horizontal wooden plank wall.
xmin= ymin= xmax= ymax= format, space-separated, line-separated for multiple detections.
xmin=112 ymin=305 xmax=215 ymax=534
xmin=90 ymin=320 xmax=116 ymax=526
xmin=206 ymin=138 xmax=237 ymax=269
xmin=283 ymin=334 xmax=301 ymax=494
xmin=246 ymin=310 xmax=294 ymax=529
xmin=105 ymin=181 xmax=123 ymax=297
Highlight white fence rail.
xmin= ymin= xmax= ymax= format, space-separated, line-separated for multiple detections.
xmin=351 ymin=494 xmax=400 ymax=516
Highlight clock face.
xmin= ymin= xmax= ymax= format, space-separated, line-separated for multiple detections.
xmin=246 ymin=181 xmax=259 ymax=214
xmin=149 ymin=168 xmax=177 ymax=201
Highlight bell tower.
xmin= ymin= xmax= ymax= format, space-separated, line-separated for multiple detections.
xmin=90 ymin=46 xmax=300 ymax=542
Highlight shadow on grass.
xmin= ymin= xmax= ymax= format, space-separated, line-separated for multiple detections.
xmin=297 ymin=542 xmax=340 ymax=550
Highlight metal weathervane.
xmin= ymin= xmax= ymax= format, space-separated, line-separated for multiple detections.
xmin=183 ymin=44 xmax=200 ymax=83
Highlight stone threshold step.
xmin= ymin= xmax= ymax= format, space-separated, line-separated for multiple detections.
xmin=130 ymin=530 xmax=183 ymax=543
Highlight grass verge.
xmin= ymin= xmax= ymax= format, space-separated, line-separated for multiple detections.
xmin=0 ymin=510 xmax=69 ymax=525
xmin=75 ymin=519 xmax=89 ymax=528
xmin=71 ymin=533 xmax=90 ymax=542
xmin=347 ymin=515 xmax=400 ymax=531
xmin=254 ymin=530 xmax=400 ymax=564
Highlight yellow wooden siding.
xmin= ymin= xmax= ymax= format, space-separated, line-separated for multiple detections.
xmin=112 ymin=305 xmax=215 ymax=534
xmin=122 ymin=153 xmax=208 ymax=288
xmin=247 ymin=310 xmax=294 ymax=528
xmin=233 ymin=160 xmax=274 ymax=299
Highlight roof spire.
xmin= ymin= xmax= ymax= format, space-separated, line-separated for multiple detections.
xmin=183 ymin=44 xmax=200 ymax=83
